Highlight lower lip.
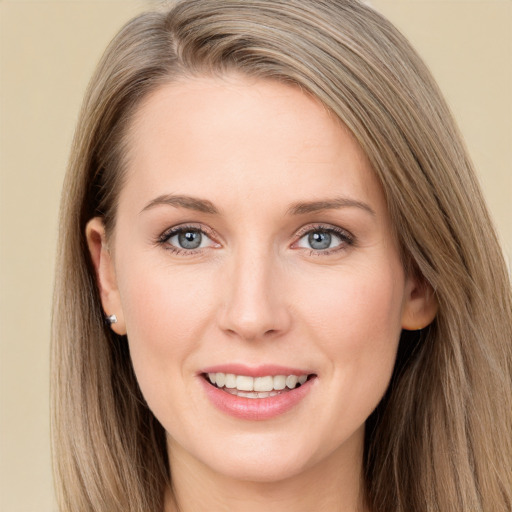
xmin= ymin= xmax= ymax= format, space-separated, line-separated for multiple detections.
xmin=199 ymin=376 xmax=315 ymax=421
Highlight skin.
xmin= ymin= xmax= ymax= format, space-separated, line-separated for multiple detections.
xmin=87 ymin=75 xmax=437 ymax=512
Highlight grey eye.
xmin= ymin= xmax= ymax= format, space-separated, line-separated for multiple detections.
xmin=165 ymin=228 xmax=216 ymax=251
xmin=296 ymin=227 xmax=350 ymax=252
xmin=308 ymin=231 xmax=332 ymax=250
xmin=178 ymin=230 xmax=202 ymax=249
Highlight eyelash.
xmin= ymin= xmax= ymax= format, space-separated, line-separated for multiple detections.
xmin=156 ymin=223 xmax=355 ymax=256
xmin=157 ymin=224 xmax=218 ymax=256
xmin=294 ymin=224 xmax=355 ymax=256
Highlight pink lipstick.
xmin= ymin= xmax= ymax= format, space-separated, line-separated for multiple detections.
xmin=199 ymin=365 xmax=316 ymax=421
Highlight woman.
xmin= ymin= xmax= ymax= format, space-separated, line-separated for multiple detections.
xmin=51 ymin=1 xmax=512 ymax=511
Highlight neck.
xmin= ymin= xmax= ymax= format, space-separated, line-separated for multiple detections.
xmin=164 ymin=433 xmax=368 ymax=512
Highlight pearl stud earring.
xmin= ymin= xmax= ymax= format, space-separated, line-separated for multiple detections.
xmin=105 ymin=314 xmax=118 ymax=325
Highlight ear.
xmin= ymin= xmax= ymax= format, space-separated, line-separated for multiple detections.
xmin=401 ymin=272 xmax=438 ymax=331
xmin=85 ymin=217 xmax=126 ymax=335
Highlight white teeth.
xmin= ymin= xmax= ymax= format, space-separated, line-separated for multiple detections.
xmin=224 ymin=373 xmax=236 ymax=389
xmin=273 ymin=375 xmax=286 ymax=390
xmin=215 ymin=373 xmax=226 ymax=387
xmin=225 ymin=389 xmax=282 ymax=398
xmin=236 ymin=375 xmax=254 ymax=391
xmin=285 ymin=375 xmax=298 ymax=389
xmin=207 ymin=372 xmax=310 ymax=393
xmin=238 ymin=391 xmax=258 ymax=399
xmin=254 ymin=376 xmax=274 ymax=392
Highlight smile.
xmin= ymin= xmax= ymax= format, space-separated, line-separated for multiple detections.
xmin=200 ymin=368 xmax=316 ymax=419
xmin=206 ymin=373 xmax=310 ymax=399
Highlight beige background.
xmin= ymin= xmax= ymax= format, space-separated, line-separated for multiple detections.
xmin=0 ymin=1 xmax=510 ymax=510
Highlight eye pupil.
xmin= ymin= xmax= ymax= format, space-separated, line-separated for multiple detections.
xmin=178 ymin=230 xmax=202 ymax=249
xmin=308 ymin=231 xmax=331 ymax=250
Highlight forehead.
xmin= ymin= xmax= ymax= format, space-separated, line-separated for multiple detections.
xmin=120 ymin=75 xmax=385 ymax=215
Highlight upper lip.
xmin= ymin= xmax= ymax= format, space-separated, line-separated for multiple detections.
xmin=199 ymin=364 xmax=314 ymax=378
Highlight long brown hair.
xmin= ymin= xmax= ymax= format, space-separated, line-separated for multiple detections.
xmin=52 ymin=1 xmax=512 ymax=510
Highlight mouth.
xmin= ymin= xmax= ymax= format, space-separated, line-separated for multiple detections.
xmin=203 ymin=372 xmax=316 ymax=399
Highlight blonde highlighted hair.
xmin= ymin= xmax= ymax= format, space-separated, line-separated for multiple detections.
xmin=52 ymin=1 xmax=512 ymax=510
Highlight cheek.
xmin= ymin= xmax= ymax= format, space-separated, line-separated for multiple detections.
xmin=294 ymin=263 xmax=404 ymax=439
xmin=115 ymin=258 xmax=215 ymax=404
xmin=118 ymin=247 xmax=214 ymax=334
xmin=300 ymin=262 xmax=404 ymax=341
xmin=297 ymin=261 xmax=404 ymax=397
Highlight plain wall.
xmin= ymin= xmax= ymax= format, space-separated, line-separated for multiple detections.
xmin=0 ymin=2 xmax=151 ymax=511
xmin=0 ymin=1 xmax=510 ymax=510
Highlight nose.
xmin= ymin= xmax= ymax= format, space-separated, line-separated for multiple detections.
xmin=217 ymin=246 xmax=292 ymax=341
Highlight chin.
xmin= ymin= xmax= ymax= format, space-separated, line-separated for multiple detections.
xmin=200 ymin=430 xmax=335 ymax=483
xmin=168 ymin=428 xmax=319 ymax=484
xmin=209 ymin=454 xmax=312 ymax=484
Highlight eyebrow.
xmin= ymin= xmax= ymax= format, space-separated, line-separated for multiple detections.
xmin=140 ymin=194 xmax=219 ymax=215
xmin=140 ymin=193 xmax=375 ymax=217
xmin=287 ymin=197 xmax=376 ymax=216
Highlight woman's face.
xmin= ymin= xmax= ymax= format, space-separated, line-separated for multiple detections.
xmin=89 ymin=76 xmax=433 ymax=484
